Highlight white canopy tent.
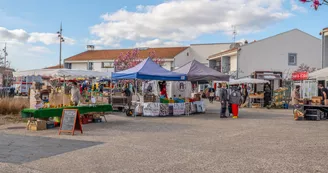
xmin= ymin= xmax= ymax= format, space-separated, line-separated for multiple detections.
xmin=309 ymin=67 xmax=328 ymax=80
xmin=228 ymin=78 xmax=270 ymax=85
xmin=13 ymin=69 xmax=111 ymax=78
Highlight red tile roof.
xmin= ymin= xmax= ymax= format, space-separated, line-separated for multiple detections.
xmin=44 ymin=64 xmax=63 ymax=69
xmin=208 ymin=47 xmax=238 ymax=59
xmin=65 ymin=47 xmax=188 ymax=61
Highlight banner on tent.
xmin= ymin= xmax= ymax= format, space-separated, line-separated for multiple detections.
xmin=143 ymin=103 xmax=160 ymax=116
xmin=173 ymin=103 xmax=185 ymax=115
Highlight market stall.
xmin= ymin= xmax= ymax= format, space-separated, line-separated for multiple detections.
xmin=173 ymin=60 xmax=230 ymax=111
xmin=293 ymin=70 xmax=328 ymax=120
xmin=228 ymin=78 xmax=269 ymax=108
xmin=15 ymin=69 xmax=112 ymax=129
xmin=112 ymin=57 xmax=194 ymax=116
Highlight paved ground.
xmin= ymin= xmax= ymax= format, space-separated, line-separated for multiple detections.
xmin=1 ymin=101 xmax=328 ymax=173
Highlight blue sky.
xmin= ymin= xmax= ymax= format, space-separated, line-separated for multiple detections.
xmin=0 ymin=0 xmax=326 ymax=70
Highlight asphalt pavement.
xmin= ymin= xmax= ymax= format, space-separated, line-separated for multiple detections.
xmin=0 ymin=101 xmax=328 ymax=173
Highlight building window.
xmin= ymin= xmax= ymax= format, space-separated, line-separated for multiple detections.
xmin=88 ymin=62 xmax=93 ymax=70
xmin=187 ymin=52 xmax=189 ymax=56
xmin=64 ymin=63 xmax=72 ymax=69
xmin=288 ymin=53 xmax=297 ymax=66
xmin=101 ymin=62 xmax=114 ymax=68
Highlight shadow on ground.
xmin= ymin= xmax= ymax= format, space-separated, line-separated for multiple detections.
xmin=0 ymin=133 xmax=103 ymax=164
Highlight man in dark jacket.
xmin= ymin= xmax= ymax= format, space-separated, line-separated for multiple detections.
xmin=219 ymin=85 xmax=228 ymax=118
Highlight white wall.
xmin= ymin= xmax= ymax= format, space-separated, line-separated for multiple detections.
xmin=161 ymin=61 xmax=173 ymax=71
xmin=93 ymin=62 xmax=102 ymax=71
xmin=174 ymin=43 xmax=231 ymax=68
xmin=238 ymin=29 xmax=322 ymax=78
xmin=71 ymin=63 xmax=87 ymax=70
xmin=173 ymin=48 xmax=191 ymax=68
xmin=230 ymin=55 xmax=237 ymax=72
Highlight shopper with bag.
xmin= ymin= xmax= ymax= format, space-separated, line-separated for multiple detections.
xmin=229 ymin=87 xmax=242 ymax=119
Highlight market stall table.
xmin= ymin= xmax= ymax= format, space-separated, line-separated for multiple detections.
xmin=302 ymin=105 xmax=328 ymax=120
xmin=21 ymin=104 xmax=113 ymax=120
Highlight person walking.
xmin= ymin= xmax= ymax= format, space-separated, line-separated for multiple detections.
xmin=219 ymin=84 xmax=228 ymax=118
xmin=229 ymin=86 xmax=242 ymax=119
xmin=208 ymin=87 xmax=215 ymax=103
xmin=264 ymin=84 xmax=272 ymax=107
xmin=291 ymin=85 xmax=301 ymax=111
xmin=215 ymin=83 xmax=222 ymax=101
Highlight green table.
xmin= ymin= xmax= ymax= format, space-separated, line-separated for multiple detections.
xmin=21 ymin=104 xmax=113 ymax=119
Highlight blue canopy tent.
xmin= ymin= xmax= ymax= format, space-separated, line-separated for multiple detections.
xmin=112 ymin=57 xmax=187 ymax=81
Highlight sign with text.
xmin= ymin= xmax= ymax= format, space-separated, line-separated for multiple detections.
xmin=292 ymin=71 xmax=308 ymax=81
xmin=173 ymin=103 xmax=185 ymax=115
xmin=143 ymin=103 xmax=160 ymax=116
xmin=58 ymin=109 xmax=83 ymax=135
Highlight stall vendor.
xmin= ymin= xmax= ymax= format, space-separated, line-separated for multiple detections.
xmin=160 ymin=88 xmax=168 ymax=98
xmin=291 ymin=85 xmax=301 ymax=109
xmin=71 ymin=82 xmax=81 ymax=106
xmin=318 ymin=84 xmax=328 ymax=105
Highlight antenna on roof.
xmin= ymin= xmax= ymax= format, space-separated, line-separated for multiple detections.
xmin=232 ymin=25 xmax=237 ymax=43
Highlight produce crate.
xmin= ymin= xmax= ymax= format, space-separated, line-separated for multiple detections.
xmin=46 ymin=122 xmax=55 ymax=129
xmin=27 ymin=120 xmax=47 ymax=131
xmin=304 ymin=109 xmax=324 ymax=121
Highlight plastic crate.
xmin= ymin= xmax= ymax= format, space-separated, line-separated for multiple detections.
xmin=304 ymin=109 xmax=323 ymax=121
xmin=81 ymin=116 xmax=89 ymax=124
xmin=93 ymin=118 xmax=102 ymax=123
xmin=46 ymin=121 xmax=55 ymax=129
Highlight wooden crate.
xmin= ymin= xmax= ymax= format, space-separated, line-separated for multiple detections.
xmin=27 ymin=120 xmax=47 ymax=131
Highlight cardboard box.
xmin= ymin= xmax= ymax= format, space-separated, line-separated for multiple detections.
xmin=27 ymin=120 xmax=47 ymax=131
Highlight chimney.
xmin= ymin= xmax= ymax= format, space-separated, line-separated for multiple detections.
xmin=321 ymin=28 xmax=328 ymax=68
xmin=87 ymin=45 xmax=95 ymax=51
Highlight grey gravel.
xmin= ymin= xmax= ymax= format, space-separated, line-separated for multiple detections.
xmin=0 ymin=101 xmax=327 ymax=173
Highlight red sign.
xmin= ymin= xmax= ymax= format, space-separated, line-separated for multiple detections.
xmin=292 ymin=71 xmax=308 ymax=81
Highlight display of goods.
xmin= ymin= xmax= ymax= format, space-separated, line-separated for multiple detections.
xmin=159 ymin=103 xmax=169 ymax=116
xmin=144 ymin=94 xmax=156 ymax=102
xmin=81 ymin=116 xmax=89 ymax=124
xmin=160 ymin=98 xmax=169 ymax=103
xmin=194 ymin=94 xmax=201 ymax=101
xmin=252 ymin=103 xmax=261 ymax=108
xmin=294 ymin=109 xmax=304 ymax=120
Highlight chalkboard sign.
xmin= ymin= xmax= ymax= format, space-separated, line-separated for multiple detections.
xmin=58 ymin=109 xmax=83 ymax=135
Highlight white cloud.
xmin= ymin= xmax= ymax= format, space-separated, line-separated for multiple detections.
xmin=290 ymin=0 xmax=307 ymax=13
xmin=0 ymin=26 xmax=75 ymax=70
xmin=28 ymin=46 xmax=52 ymax=53
xmin=0 ymin=27 xmax=75 ymax=45
xmin=135 ymin=39 xmax=182 ymax=47
xmin=90 ymin=0 xmax=292 ymax=47
xmin=28 ymin=33 xmax=75 ymax=45
xmin=2 ymin=41 xmax=58 ymax=70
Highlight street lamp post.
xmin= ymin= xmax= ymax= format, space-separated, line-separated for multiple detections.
xmin=57 ymin=23 xmax=65 ymax=68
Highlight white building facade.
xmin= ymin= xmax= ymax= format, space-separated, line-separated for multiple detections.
xmin=64 ymin=47 xmax=188 ymax=72
xmin=174 ymin=43 xmax=231 ymax=68
xmin=208 ymin=29 xmax=322 ymax=79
